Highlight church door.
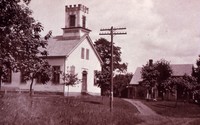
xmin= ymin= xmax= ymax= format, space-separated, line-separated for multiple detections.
xmin=82 ymin=71 xmax=87 ymax=93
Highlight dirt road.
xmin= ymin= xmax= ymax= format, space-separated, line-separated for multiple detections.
xmin=124 ymin=99 xmax=199 ymax=125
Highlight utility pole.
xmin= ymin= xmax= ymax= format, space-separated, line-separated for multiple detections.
xmin=99 ymin=26 xmax=126 ymax=112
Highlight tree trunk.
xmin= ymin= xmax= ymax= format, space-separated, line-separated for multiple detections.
xmin=30 ymin=77 xmax=34 ymax=97
xmin=152 ymin=87 xmax=154 ymax=100
xmin=101 ymin=95 xmax=104 ymax=102
xmin=0 ymin=74 xmax=2 ymax=90
xmin=174 ymin=85 xmax=178 ymax=108
xmin=0 ymin=68 xmax=2 ymax=90
xmin=67 ymin=86 xmax=69 ymax=97
xmin=146 ymin=89 xmax=150 ymax=100
xmin=161 ymin=91 xmax=164 ymax=101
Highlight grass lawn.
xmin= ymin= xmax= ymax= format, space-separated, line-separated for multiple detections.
xmin=141 ymin=100 xmax=200 ymax=118
xmin=0 ymin=93 xmax=142 ymax=125
xmin=188 ymin=119 xmax=200 ymax=125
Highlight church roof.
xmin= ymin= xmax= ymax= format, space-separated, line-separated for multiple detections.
xmin=41 ymin=34 xmax=103 ymax=64
xmin=45 ymin=36 xmax=81 ymax=57
xmin=129 ymin=64 xmax=193 ymax=85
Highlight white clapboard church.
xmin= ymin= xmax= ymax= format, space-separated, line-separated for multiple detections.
xmin=2 ymin=4 xmax=103 ymax=96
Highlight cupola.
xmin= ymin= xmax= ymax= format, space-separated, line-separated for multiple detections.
xmin=62 ymin=4 xmax=91 ymax=40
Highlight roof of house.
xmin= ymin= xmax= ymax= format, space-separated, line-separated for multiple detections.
xmin=41 ymin=34 xmax=103 ymax=64
xmin=170 ymin=64 xmax=193 ymax=76
xmin=129 ymin=64 xmax=193 ymax=85
xmin=129 ymin=67 xmax=142 ymax=85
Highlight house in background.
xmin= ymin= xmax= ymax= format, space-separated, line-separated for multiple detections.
xmin=127 ymin=67 xmax=145 ymax=98
xmin=2 ymin=4 xmax=103 ymax=96
xmin=128 ymin=60 xmax=193 ymax=100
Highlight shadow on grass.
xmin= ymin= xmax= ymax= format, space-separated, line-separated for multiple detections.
xmin=152 ymin=104 xmax=176 ymax=108
xmin=83 ymin=100 xmax=103 ymax=105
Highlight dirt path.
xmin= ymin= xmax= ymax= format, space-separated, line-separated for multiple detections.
xmin=124 ymin=99 xmax=199 ymax=125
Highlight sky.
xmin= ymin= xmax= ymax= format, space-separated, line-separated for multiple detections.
xmin=29 ymin=0 xmax=200 ymax=73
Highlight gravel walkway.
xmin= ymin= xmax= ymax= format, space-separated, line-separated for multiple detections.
xmin=124 ymin=99 xmax=199 ymax=125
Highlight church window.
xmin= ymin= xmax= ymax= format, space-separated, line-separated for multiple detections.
xmin=82 ymin=16 xmax=86 ymax=28
xmin=52 ymin=66 xmax=60 ymax=84
xmin=86 ymin=49 xmax=89 ymax=60
xmin=81 ymin=48 xmax=85 ymax=59
xmin=69 ymin=15 xmax=76 ymax=27
xmin=70 ymin=65 xmax=75 ymax=75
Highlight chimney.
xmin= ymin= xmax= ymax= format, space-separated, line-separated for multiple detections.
xmin=149 ymin=59 xmax=153 ymax=66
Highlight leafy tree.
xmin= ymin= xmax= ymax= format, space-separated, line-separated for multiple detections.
xmin=94 ymin=70 xmax=110 ymax=96
xmin=191 ymin=56 xmax=200 ymax=103
xmin=113 ymin=73 xmax=133 ymax=97
xmin=193 ymin=56 xmax=200 ymax=83
xmin=23 ymin=59 xmax=52 ymax=96
xmin=62 ymin=73 xmax=80 ymax=96
xmin=141 ymin=61 xmax=159 ymax=100
xmin=164 ymin=75 xmax=197 ymax=106
xmin=141 ymin=59 xmax=172 ymax=100
xmin=165 ymin=75 xmax=197 ymax=96
xmin=94 ymin=38 xmax=127 ymax=72
xmin=155 ymin=60 xmax=173 ymax=100
xmin=94 ymin=38 xmax=127 ymax=95
xmin=0 ymin=0 xmax=51 ymax=94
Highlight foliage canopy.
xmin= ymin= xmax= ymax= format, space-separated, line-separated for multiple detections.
xmin=94 ymin=38 xmax=127 ymax=95
xmin=0 ymin=0 xmax=52 ymax=92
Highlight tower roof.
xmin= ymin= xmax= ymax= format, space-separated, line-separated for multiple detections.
xmin=65 ymin=4 xmax=89 ymax=13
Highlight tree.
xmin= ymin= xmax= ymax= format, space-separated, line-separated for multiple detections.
xmin=62 ymin=73 xmax=80 ymax=96
xmin=94 ymin=38 xmax=127 ymax=72
xmin=141 ymin=61 xmax=159 ymax=100
xmin=164 ymin=75 xmax=197 ymax=106
xmin=94 ymin=70 xmax=110 ymax=96
xmin=191 ymin=56 xmax=200 ymax=103
xmin=155 ymin=60 xmax=173 ymax=100
xmin=163 ymin=77 xmax=181 ymax=107
xmin=0 ymin=0 xmax=52 ymax=93
xmin=94 ymin=38 xmax=127 ymax=95
xmin=141 ymin=59 xmax=172 ymax=100
xmin=193 ymin=56 xmax=200 ymax=83
xmin=113 ymin=73 xmax=133 ymax=97
xmin=23 ymin=59 xmax=52 ymax=96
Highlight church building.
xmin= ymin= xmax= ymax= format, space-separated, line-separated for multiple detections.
xmin=2 ymin=4 xmax=103 ymax=96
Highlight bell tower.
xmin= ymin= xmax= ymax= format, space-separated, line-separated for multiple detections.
xmin=62 ymin=4 xmax=91 ymax=40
